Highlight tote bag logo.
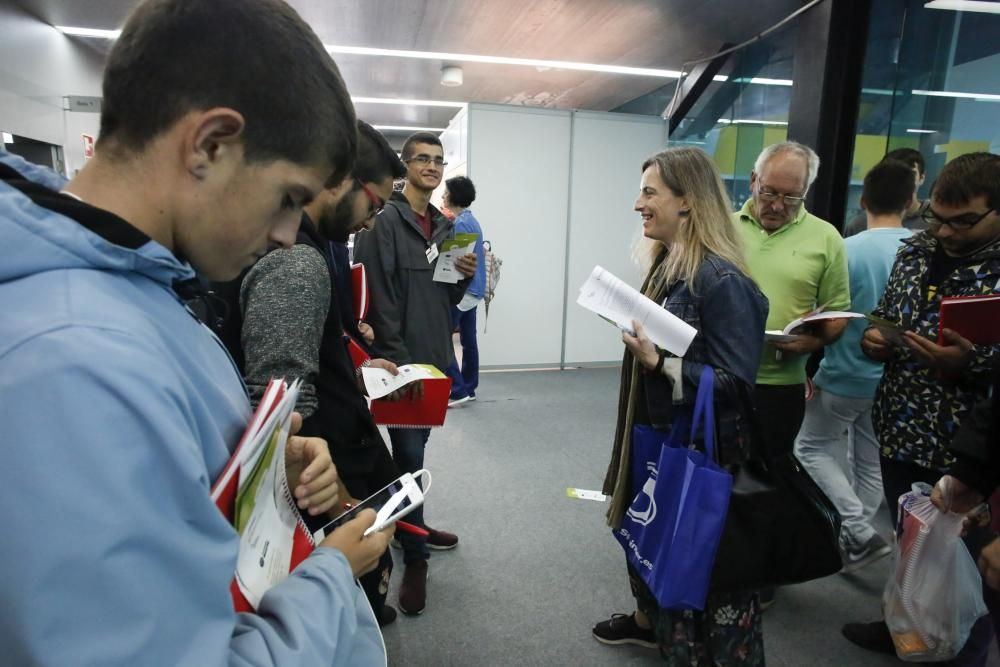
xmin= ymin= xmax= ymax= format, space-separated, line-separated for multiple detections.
xmin=626 ymin=465 xmax=658 ymax=526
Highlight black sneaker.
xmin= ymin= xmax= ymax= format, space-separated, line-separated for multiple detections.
xmin=841 ymin=534 xmax=892 ymax=573
xmin=377 ymin=605 xmax=398 ymax=628
xmin=592 ymin=613 xmax=657 ymax=649
xmin=842 ymin=620 xmax=896 ymax=655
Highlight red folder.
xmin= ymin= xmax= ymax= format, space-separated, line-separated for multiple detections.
xmin=371 ymin=376 xmax=452 ymax=428
xmin=211 ymin=379 xmax=315 ymax=612
xmin=351 ymin=263 xmax=369 ymax=321
xmin=939 ymin=294 xmax=1000 ymax=345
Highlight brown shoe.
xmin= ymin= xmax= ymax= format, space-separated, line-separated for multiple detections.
xmin=425 ymin=527 xmax=458 ymax=550
xmin=398 ymin=560 xmax=428 ymax=615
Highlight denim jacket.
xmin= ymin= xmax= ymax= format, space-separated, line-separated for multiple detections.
xmin=642 ymin=255 xmax=769 ymax=464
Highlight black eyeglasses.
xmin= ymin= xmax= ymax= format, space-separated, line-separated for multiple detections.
xmin=406 ymin=154 xmax=448 ymax=167
xmin=921 ymin=206 xmax=995 ymax=230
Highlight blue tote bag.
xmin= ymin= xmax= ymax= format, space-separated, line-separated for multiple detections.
xmin=614 ymin=366 xmax=733 ymax=610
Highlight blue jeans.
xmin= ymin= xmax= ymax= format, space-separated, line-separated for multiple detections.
xmin=388 ymin=427 xmax=430 ymax=563
xmin=445 ymin=306 xmax=479 ymax=398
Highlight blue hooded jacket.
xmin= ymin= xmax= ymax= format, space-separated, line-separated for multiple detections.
xmin=0 ymin=151 xmax=384 ymax=666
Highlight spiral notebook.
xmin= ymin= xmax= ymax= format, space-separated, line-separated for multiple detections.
xmin=211 ymin=378 xmax=316 ymax=611
xmin=370 ymin=372 xmax=452 ymax=428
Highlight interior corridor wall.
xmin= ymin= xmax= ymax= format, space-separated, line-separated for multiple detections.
xmin=451 ymin=103 xmax=668 ymax=368
xmin=561 ymin=112 xmax=667 ymax=365
xmin=0 ymin=3 xmax=105 ymax=175
xmin=464 ymin=104 xmax=572 ymax=367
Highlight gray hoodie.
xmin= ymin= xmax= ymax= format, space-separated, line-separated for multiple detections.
xmin=353 ymin=191 xmax=469 ymax=370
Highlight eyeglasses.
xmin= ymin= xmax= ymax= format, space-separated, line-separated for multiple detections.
xmin=357 ymin=179 xmax=384 ymax=219
xmin=405 ymin=154 xmax=448 ymax=167
xmin=921 ymin=206 xmax=995 ymax=231
xmin=756 ymin=186 xmax=806 ymax=208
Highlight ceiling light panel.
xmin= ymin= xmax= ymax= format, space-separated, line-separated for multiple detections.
xmin=924 ymin=1 xmax=1000 ymax=14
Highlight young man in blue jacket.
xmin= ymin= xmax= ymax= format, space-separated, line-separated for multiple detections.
xmin=0 ymin=1 xmax=391 ymax=665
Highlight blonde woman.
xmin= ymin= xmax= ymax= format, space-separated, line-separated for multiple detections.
xmin=593 ymin=147 xmax=769 ymax=665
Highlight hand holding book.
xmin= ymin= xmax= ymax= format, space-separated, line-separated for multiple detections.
xmin=285 ymin=412 xmax=342 ymax=517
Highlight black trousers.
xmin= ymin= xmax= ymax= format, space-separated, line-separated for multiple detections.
xmin=751 ymin=383 xmax=806 ymax=460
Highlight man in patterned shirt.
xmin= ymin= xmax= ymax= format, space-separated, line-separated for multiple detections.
xmin=843 ymin=152 xmax=1000 ymax=662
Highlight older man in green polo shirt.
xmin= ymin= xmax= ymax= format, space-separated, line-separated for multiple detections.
xmin=737 ymin=141 xmax=851 ymax=461
xmin=738 ymin=142 xmax=850 ymax=610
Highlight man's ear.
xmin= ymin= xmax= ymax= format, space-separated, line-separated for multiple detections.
xmin=860 ymin=196 xmax=868 ymax=212
xmin=184 ymin=108 xmax=246 ymax=180
xmin=328 ymin=176 xmax=353 ymax=202
xmin=749 ymin=170 xmax=758 ymax=189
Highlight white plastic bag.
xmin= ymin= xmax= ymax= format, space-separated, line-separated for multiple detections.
xmin=883 ymin=482 xmax=989 ymax=662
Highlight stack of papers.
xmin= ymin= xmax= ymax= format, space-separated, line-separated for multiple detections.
xmin=576 ymin=266 xmax=697 ymax=357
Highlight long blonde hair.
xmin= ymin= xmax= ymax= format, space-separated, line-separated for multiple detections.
xmin=641 ymin=147 xmax=749 ymax=295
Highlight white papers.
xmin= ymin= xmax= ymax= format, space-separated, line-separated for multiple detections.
xmin=362 ymin=363 xmax=445 ymax=400
xmin=233 ymin=380 xmax=307 ymax=608
xmin=432 ymin=234 xmax=477 ymax=284
xmin=576 ymin=266 xmax=697 ymax=357
xmin=764 ymin=310 xmax=866 ymax=342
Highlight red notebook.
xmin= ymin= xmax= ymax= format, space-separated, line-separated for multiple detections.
xmin=351 ymin=263 xmax=369 ymax=321
xmin=346 ymin=336 xmax=371 ymax=371
xmin=211 ymin=379 xmax=316 ymax=612
xmin=939 ymin=294 xmax=1000 ymax=345
xmin=371 ymin=376 xmax=452 ymax=428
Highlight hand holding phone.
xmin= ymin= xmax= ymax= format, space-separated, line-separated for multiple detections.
xmin=313 ymin=470 xmax=431 ymax=542
xmin=319 ymin=509 xmax=391 ymax=577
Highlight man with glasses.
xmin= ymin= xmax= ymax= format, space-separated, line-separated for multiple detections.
xmin=736 ymin=142 xmax=850 ymax=610
xmin=353 ymin=131 xmax=477 ymax=616
xmin=239 ymin=121 xmax=407 ymax=626
xmin=737 ymin=141 xmax=851 ymax=460
xmin=843 ymin=152 xmax=1000 ymax=662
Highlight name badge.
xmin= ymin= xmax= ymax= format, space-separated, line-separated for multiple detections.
xmin=425 ymin=243 xmax=439 ymax=263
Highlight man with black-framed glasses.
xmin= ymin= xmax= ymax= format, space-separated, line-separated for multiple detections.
xmin=353 ymin=131 xmax=477 ymax=616
xmin=736 ymin=141 xmax=851 ymax=610
xmin=736 ymin=142 xmax=851 ymax=456
xmin=237 ymin=121 xmax=408 ymax=628
xmin=844 ymin=152 xmax=1000 ymax=662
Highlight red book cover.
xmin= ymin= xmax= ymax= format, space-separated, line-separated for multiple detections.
xmin=346 ymin=337 xmax=370 ymax=371
xmin=371 ymin=376 xmax=452 ymax=428
xmin=212 ymin=379 xmax=316 ymax=612
xmin=939 ymin=294 xmax=1000 ymax=345
xmin=351 ymin=263 xmax=369 ymax=321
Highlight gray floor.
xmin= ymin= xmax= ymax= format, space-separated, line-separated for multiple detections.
xmin=379 ymin=367 xmax=906 ymax=666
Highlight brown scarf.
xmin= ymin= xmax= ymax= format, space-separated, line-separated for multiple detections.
xmin=602 ymin=249 xmax=670 ymax=529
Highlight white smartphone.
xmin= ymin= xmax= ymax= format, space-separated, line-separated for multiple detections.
xmin=312 ymin=469 xmax=430 ymax=542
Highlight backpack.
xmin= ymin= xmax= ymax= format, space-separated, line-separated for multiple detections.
xmin=483 ymin=240 xmax=503 ymax=332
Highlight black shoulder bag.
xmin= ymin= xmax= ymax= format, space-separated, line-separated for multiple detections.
xmin=709 ymin=391 xmax=843 ymax=592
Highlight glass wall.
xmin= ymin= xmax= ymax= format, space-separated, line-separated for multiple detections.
xmin=669 ymin=35 xmax=794 ymax=209
xmin=846 ymin=1 xmax=1000 ymax=229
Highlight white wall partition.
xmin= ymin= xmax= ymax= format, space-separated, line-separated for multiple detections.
xmin=466 ymin=104 xmax=573 ymax=367
xmin=0 ymin=3 xmax=105 ymax=175
xmin=561 ymin=112 xmax=667 ymax=365
xmin=454 ymin=103 xmax=667 ymax=368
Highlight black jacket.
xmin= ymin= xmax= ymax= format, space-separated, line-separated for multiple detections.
xmin=949 ymin=371 xmax=1000 ymax=497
